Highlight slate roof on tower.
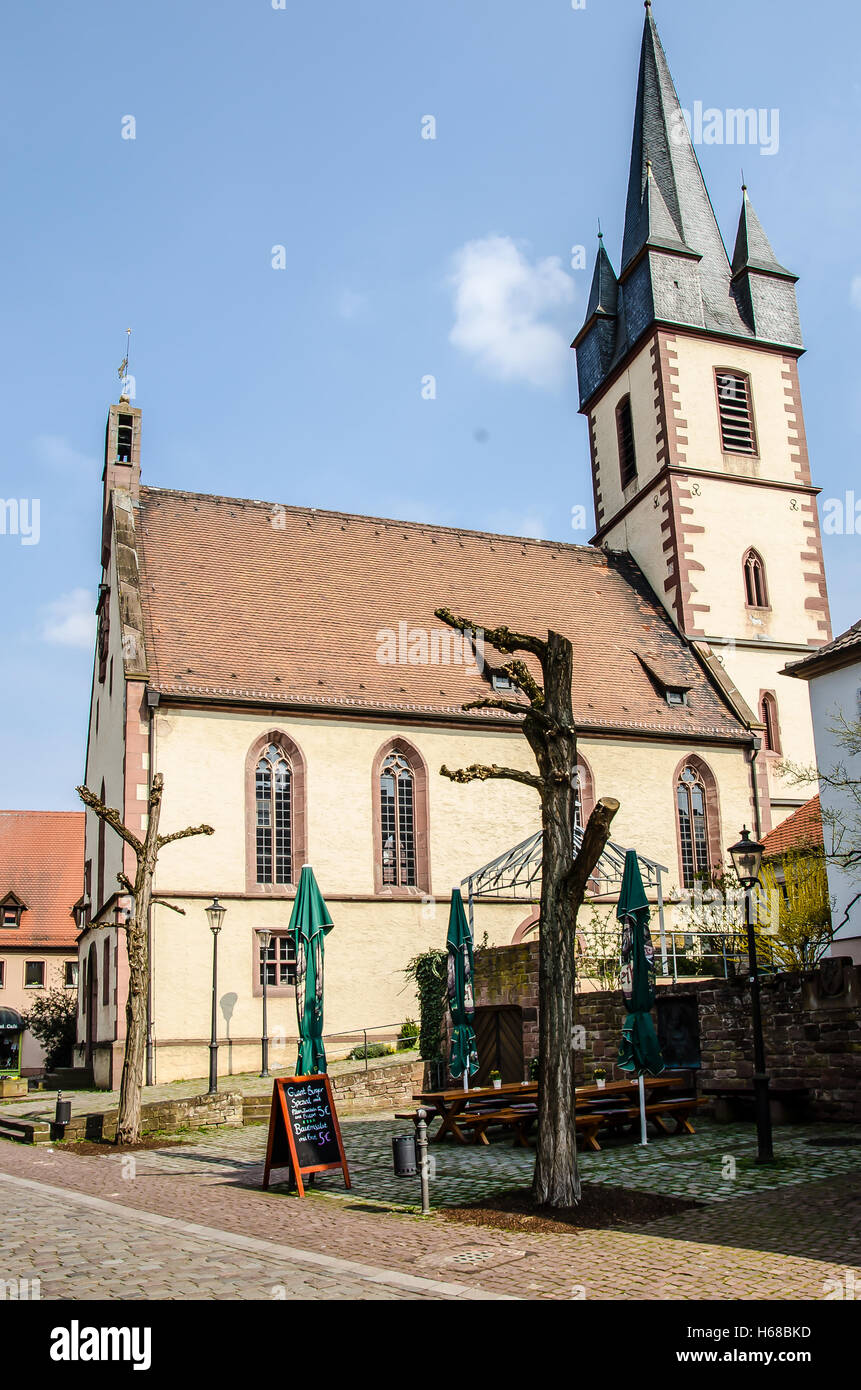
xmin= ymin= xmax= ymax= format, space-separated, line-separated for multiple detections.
xmin=133 ymin=485 xmax=751 ymax=744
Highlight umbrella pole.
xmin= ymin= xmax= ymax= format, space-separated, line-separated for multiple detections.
xmin=638 ymin=1074 xmax=648 ymax=1146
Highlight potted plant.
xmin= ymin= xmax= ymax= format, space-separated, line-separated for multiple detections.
xmin=490 ymin=1069 xmax=502 ymax=1090
xmin=594 ymin=1066 xmax=607 ymax=1090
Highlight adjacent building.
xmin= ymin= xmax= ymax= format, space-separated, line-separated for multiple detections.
xmin=785 ymin=622 xmax=861 ymax=962
xmin=0 ymin=811 xmax=84 ymax=1074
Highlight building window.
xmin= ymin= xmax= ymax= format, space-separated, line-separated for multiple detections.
xmin=245 ymin=732 xmax=307 ymax=894
xmin=677 ymin=766 xmax=710 ymax=889
xmin=616 ymin=395 xmax=638 ymax=490
xmin=573 ymin=754 xmax=596 ymax=831
xmin=97 ymin=585 xmax=110 ymax=684
xmin=760 ymin=693 xmax=781 ymax=754
xmin=64 ymin=961 xmax=79 ymax=989
xmin=1 ymin=899 xmax=23 ymax=928
xmin=24 ymin=961 xmax=45 ymax=988
xmin=743 ymin=548 xmax=769 ymax=609
xmin=102 ymin=937 xmax=111 ymax=1005
xmin=0 ymin=961 xmax=5 ymax=988
xmin=373 ymin=739 xmax=431 ymax=895
xmin=381 ymin=752 xmax=416 ymax=887
xmin=716 ymin=370 xmax=757 ymax=455
xmin=256 ymin=743 xmax=293 ymax=885
xmin=258 ymin=932 xmax=297 ymax=988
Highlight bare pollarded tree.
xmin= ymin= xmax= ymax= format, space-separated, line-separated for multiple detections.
xmin=77 ymin=773 xmax=214 ymax=1144
xmin=436 ymin=608 xmax=619 ymax=1207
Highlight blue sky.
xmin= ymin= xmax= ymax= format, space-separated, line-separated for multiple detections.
xmin=1 ymin=0 xmax=859 ymax=810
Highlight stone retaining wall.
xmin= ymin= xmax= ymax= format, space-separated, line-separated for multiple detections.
xmin=474 ymin=943 xmax=861 ymax=1122
xmin=61 ymin=1090 xmax=244 ymax=1143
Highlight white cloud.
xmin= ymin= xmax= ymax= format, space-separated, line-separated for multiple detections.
xmin=851 ymin=277 xmax=861 ymax=311
xmin=40 ymin=588 xmax=96 ymax=650
xmin=449 ymin=236 xmax=576 ymax=389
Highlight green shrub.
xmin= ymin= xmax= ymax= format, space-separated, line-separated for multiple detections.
xmin=21 ymin=987 xmax=77 ymax=1071
xmin=398 ymin=1018 xmax=419 ymax=1048
xmin=347 ymin=1041 xmax=392 ymax=1061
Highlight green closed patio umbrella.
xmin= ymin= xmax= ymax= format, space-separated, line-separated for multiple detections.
xmin=616 ymin=850 xmax=664 ymax=1144
xmin=289 ymin=865 xmax=334 ymax=1076
xmin=446 ymin=888 xmax=478 ymax=1090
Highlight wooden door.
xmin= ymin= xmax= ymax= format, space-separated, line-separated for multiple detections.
xmin=473 ymin=1006 xmax=524 ymax=1085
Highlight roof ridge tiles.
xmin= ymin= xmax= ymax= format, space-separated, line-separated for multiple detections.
xmin=138 ymin=485 xmax=599 ymax=556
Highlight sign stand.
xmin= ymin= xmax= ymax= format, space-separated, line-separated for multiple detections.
xmin=262 ymin=1074 xmax=351 ymax=1196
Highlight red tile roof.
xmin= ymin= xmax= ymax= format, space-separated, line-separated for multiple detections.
xmin=136 ymin=488 xmax=749 ymax=743
xmin=762 ymin=796 xmax=823 ymax=859
xmin=0 ymin=811 xmax=84 ymax=948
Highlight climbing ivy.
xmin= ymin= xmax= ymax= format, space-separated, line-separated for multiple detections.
xmin=404 ymin=949 xmax=447 ymax=1061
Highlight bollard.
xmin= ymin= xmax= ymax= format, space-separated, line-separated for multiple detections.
xmin=416 ymin=1108 xmax=431 ymax=1215
xmin=54 ymin=1090 xmax=71 ymax=1127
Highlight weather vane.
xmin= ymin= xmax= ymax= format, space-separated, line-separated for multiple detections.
xmin=117 ymin=328 xmax=132 ymax=387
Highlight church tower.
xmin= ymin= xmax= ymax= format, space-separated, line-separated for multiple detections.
xmin=573 ymin=4 xmax=831 ymax=831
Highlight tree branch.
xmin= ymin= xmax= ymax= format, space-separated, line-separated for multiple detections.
xmin=156 ymin=824 xmax=215 ymax=849
xmin=77 ymin=785 xmax=144 ymax=857
xmin=152 ymin=899 xmax=187 ymax=916
xmin=440 ymin=762 xmax=543 ymax=792
xmin=568 ymin=798 xmax=621 ymax=902
xmin=435 ymin=607 xmax=547 ymax=661
xmin=461 ymin=696 xmax=554 ymax=726
xmin=504 ymin=659 xmax=545 ymax=709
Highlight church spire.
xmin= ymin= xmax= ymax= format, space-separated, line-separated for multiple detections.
xmin=730 ymin=184 xmax=802 ymax=346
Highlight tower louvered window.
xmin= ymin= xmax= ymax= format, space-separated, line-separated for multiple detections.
xmin=616 ymin=395 xmax=638 ymax=489
xmin=716 ymin=371 xmax=757 ymax=455
xmin=256 ymin=743 xmax=292 ymax=884
xmin=380 ymin=752 xmax=416 ymax=887
xmin=677 ymin=766 xmax=710 ymax=889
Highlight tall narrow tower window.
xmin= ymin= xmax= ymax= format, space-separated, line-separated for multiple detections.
xmin=116 ymin=415 xmax=134 ymax=463
xmin=380 ymin=752 xmax=416 ymax=888
xmin=760 ymin=693 xmax=781 ymax=754
xmin=743 ymin=548 xmax=769 ymax=609
xmin=716 ymin=371 xmax=757 ymax=456
xmin=616 ymin=395 xmax=638 ymax=489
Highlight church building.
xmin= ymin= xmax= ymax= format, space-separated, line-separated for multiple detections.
xmin=75 ymin=7 xmax=830 ymax=1087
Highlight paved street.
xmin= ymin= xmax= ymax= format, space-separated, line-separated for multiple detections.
xmin=1 ymin=1114 xmax=860 ymax=1301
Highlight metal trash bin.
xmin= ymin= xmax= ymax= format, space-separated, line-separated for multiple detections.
xmin=392 ymin=1134 xmax=417 ymax=1177
xmin=55 ymin=1093 xmax=71 ymax=1127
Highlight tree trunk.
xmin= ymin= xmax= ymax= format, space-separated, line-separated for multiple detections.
xmin=115 ymin=778 xmax=162 ymax=1146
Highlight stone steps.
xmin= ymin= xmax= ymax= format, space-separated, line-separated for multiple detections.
xmin=0 ymin=1116 xmax=52 ymax=1145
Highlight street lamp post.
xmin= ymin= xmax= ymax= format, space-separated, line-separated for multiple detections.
xmin=256 ymin=928 xmax=272 ymax=1078
xmin=728 ymin=828 xmax=773 ymax=1165
xmin=205 ymin=899 xmax=226 ymax=1094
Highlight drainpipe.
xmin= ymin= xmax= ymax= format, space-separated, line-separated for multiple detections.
xmin=749 ymin=736 xmax=763 ymax=842
xmin=145 ymin=687 xmax=160 ymax=1086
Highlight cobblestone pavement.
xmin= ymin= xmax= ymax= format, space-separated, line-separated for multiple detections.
xmin=1 ymin=1115 xmax=860 ymax=1301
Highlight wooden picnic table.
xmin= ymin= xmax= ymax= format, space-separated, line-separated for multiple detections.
xmin=412 ymin=1082 xmax=538 ymax=1144
xmin=414 ymin=1072 xmax=697 ymax=1145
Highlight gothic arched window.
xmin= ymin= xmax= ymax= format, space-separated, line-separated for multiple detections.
xmin=677 ymin=765 xmax=710 ymax=889
xmin=743 ymin=548 xmax=769 ymax=609
xmin=245 ymin=732 xmax=307 ymax=893
xmin=255 ymin=743 xmax=292 ymax=885
xmin=373 ymin=740 xmax=430 ymax=894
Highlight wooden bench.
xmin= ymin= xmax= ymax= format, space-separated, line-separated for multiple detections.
xmin=589 ymin=1096 xmax=708 ymax=1138
xmin=395 ymin=1107 xmax=438 ymax=1131
xmin=700 ymin=1084 xmax=810 ymax=1125
xmin=456 ymin=1107 xmax=605 ymax=1153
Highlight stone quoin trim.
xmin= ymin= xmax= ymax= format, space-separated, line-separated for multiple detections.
xmin=244 ymin=730 xmax=308 ymax=896
xmin=672 ymin=753 xmax=723 ymax=888
xmin=587 ymin=410 xmax=604 ymax=530
xmin=371 ymin=736 xmax=431 ymax=898
xmin=782 ymin=356 xmax=831 ymax=644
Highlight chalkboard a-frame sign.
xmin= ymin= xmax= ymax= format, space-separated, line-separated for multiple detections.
xmin=262 ymin=1074 xmax=351 ymax=1196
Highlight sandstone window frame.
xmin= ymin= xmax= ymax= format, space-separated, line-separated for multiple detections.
xmin=759 ymin=691 xmax=781 ymax=755
xmin=715 ymin=368 xmax=759 ymax=458
xmin=372 ymin=737 xmax=431 ymax=897
xmin=743 ymin=547 xmax=769 ymax=610
xmin=616 ymin=394 xmax=638 ymax=491
xmin=244 ymin=731 xmax=307 ymax=896
xmin=251 ymin=929 xmax=297 ymax=999
xmin=674 ymin=754 xmax=722 ymax=891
